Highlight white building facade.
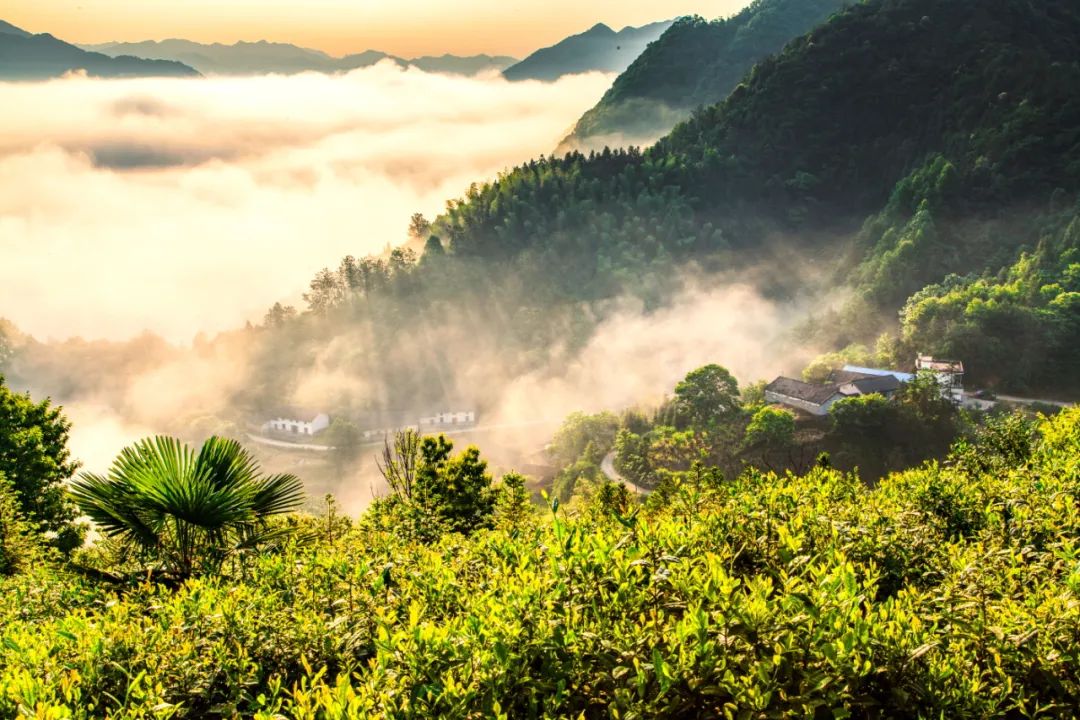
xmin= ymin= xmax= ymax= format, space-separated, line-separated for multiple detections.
xmin=419 ymin=410 xmax=476 ymax=427
xmin=915 ymin=355 xmax=965 ymax=405
xmin=263 ymin=412 xmax=330 ymax=436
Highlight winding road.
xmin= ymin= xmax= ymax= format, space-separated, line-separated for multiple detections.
xmin=600 ymin=451 xmax=652 ymax=496
xmin=993 ymin=394 xmax=1074 ymax=409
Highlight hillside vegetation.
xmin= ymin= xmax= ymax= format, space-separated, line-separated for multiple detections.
xmin=5 ymin=0 xmax=1078 ymax=426
xmin=428 ymin=0 xmax=1080 ymax=395
xmin=3 ymin=404 xmax=1079 ymax=717
xmin=561 ymin=0 xmax=851 ymax=152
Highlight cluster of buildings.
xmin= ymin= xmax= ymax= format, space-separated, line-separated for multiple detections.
xmin=764 ymin=355 xmax=964 ymax=416
xmin=261 ymin=407 xmax=476 ymax=441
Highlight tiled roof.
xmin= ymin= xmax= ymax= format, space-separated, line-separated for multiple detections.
xmin=846 ymin=374 xmax=901 ymax=395
xmin=765 ymin=377 xmax=843 ymax=405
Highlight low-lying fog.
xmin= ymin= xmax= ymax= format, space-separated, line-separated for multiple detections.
xmin=0 ymin=64 xmax=613 ymax=341
xmin=1 ymin=64 xmax=828 ymax=512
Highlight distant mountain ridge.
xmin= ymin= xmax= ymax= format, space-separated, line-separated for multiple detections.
xmin=0 ymin=19 xmax=30 ymax=37
xmin=559 ymin=0 xmax=852 ymax=152
xmin=0 ymin=20 xmax=199 ymax=80
xmin=502 ymin=20 xmax=673 ymax=82
xmin=80 ymin=38 xmax=517 ymax=76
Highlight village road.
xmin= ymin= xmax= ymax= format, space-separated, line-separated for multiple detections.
xmin=600 ymin=451 xmax=652 ymax=495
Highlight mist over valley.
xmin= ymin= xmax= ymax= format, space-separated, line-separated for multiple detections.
xmin=2 ymin=2 xmax=1079 ymax=715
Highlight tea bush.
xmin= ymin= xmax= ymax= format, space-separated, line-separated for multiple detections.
xmin=3 ymin=409 xmax=1080 ymax=718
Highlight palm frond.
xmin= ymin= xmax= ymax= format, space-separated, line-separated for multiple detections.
xmin=249 ymin=473 xmax=306 ymax=517
xmin=69 ymin=434 xmax=307 ymax=580
xmin=68 ymin=472 xmax=162 ymax=550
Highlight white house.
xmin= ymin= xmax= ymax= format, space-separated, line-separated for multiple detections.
xmin=263 ymin=409 xmax=331 ymax=436
xmin=764 ymin=377 xmax=847 ymax=415
xmin=419 ymin=410 xmax=476 ymax=427
xmin=767 ymin=355 xmax=967 ymax=416
xmin=915 ymin=355 xmax=965 ymax=405
xmin=765 ymin=373 xmax=902 ymax=416
xmin=350 ymin=408 xmax=476 ymax=442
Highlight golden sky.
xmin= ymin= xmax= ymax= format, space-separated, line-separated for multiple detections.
xmin=5 ymin=0 xmax=747 ymax=58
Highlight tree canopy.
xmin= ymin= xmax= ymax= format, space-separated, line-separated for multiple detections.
xmin=0 ymin=376 xmax=82 ymax=551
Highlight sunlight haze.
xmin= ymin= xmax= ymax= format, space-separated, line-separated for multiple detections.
xmin=6 ymin=0 xmax=747 ymax=56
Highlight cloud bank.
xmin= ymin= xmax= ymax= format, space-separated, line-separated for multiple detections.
xmin=0 ymin=64 xmax=613 ymax=341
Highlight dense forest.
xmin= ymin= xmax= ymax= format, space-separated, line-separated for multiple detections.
xmin=4 ymin=0 xmax=1080 ymax=714
xmin=561 ymin=0 xmax=851 ymax=152
xmin=6 ymin=0 xmax=1076 ymax=428
xmin=250 ymin=0 xmax=1080 ymax=412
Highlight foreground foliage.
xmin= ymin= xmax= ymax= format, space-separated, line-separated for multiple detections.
xmin=2 ymin=409 xmax=1079 ymax=717
xmin=69 ymin=436 xmax=305 ymax=581
xmin=0 ymin=375 xmax=83 ymax=552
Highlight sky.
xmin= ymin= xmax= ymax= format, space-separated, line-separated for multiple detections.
xmin=5 ymin=0 xmax=746 ymax=58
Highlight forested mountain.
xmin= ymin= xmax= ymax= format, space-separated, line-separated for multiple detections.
xmin=559 ymin=0 xmax=851 ymax=152
xmin=445 ymin=0 xmax=1080 ymax=260
xmin=249 ymin=0 xmax=1080 ymax=410
xmin=0 ymin=21 xmax=198 ymax=79
xmin=80 ymin=38 xmax=516 ymax=76
xmin=502 ymin=21 xmax=672 ymax=82
xmin=7 ymin=0 xmax=1077 ymax=420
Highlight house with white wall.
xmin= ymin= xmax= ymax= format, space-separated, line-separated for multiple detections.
xmin=352 ymin=408 xmax=477 ymax=442
xmin=262 ymin=409 xmax=331 ymax=436
xmin=915 ymin=355 xmax=965 ymax=405
xmin=765 ymin=372 xmax=902 ymax=416
xmin=766 ymin=355 xmax=966 ymax=416
xmin=419 ymin=410 xmax=476 ymax=427
xmin=764 ymin=377 xmax=847 ymax=415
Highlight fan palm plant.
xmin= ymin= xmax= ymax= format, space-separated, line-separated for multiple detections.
xmin=69 ymin=436 xmax=304 ymax=580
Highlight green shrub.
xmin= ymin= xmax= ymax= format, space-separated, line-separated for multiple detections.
xmin=2 ymin=410 xmax=1079 ymax=718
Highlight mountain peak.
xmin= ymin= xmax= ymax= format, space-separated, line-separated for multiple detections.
xmin=503 ymin=19 xmax=671 ymax=82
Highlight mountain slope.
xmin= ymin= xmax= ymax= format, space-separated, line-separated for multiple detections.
xmin=82 ymin=39 xmax=336 ymax=74
xmin=82 ymin=39 xmax=516 ymax=76
xmin=419 ymin=0 xmax=1079 ymax=392
xmin=559 ymin=0 xmax=852 ymax=152
xmin=0 ymin=19 xmax=31 ymax=37
xmin=444 ymin=0 xmax=1080 ymax=259
xmin=0 ymin=28 xmax=199 ymax=80
xmin=502 ymin=21 xmax=672 ymax=82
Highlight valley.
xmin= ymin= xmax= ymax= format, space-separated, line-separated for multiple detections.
xmin=1 ymin=0 xmax=1079 ymax=716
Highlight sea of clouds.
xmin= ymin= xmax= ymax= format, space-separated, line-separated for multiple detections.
xmin=0 ymin=64 xmax=613 ymax=342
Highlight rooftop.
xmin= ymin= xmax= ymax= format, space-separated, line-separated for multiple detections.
xmin=765 ymin=377 xmax=843 ymax=405
xmin=916 ymin=355 xmax=964 ymax=374
xmin=842 ymin=374 xmax=901 ymax=396
xmin=842 ymin=367 xmax=911 ymax=382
